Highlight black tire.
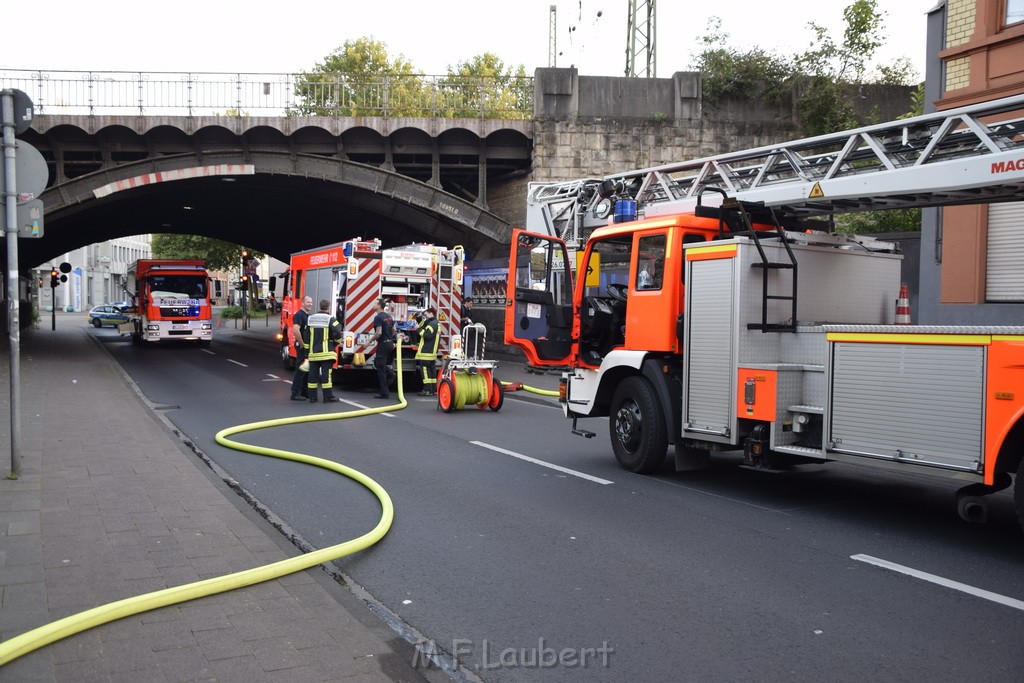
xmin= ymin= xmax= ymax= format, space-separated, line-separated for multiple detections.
xmin=488 ymin=378 xmax=504 ymax=412
xmin=92 ymin=318 xmax=103 ymax=328
xmin=609 ymin=376 xmax=667 ymax=473
xmin=281 ymin=342 xmax=295 ymax=370
xmin=438 ymin=378 xmax=456 ymax=413
xmin=1015 ymin=458 xmax=1024 ymax=534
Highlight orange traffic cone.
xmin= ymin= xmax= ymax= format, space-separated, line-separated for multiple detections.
xmin=895 ymin=285 xmax=911 ymax=325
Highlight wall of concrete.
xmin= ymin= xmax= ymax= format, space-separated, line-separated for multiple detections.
xmin=528 ymin=68 xmax=915 ymax=182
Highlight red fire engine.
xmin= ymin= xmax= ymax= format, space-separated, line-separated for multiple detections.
xmin=275 ymin=238 xmax=465 ymax=383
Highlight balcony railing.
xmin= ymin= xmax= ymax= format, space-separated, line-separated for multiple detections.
xmin=0 ymin=69 xmax=534 ymax=119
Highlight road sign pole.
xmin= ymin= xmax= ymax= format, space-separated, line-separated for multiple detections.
xmin=2 ymin=90 xmax=23 ymax=478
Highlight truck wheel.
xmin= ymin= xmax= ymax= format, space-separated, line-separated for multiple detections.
xmin=609 ymin=376 xmax=667 ymax=473
xmin=281 ymin=343 xmax=295 ymax=370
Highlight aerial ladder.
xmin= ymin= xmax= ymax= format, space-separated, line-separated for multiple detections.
xmin=526 ymin=91 xmax=1024 ymax=246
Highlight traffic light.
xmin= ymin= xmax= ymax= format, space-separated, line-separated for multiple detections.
xmin=50 ymin=268 xmax=59 ymax=288
xmin=239 ymin=274 xmax=250 ymax=290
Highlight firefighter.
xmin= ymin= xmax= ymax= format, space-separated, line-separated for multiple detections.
xmin=289 ymin=296 xmax=314 ymax=400
xmin=305 ymin=299 xmax=342 ymax=403
xmin=368 ymin=299 xmax=397 ymax=399
xmin=414 ymin=307 xmax=440 ymax=396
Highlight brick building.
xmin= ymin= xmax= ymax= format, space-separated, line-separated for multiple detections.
xmin=920 ymin=0 xmax=1024 ymax=323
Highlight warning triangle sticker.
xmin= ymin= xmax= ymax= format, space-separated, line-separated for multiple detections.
xmin=808 ymin=182 xmax=825 ymax=199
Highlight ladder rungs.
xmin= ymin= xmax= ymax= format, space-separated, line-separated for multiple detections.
xmin=751 ymin=262 xmax=795 ymax=269
xmin=747 ymin=323 xmax=797 ymax=331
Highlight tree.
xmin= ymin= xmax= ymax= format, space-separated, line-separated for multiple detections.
xmin=151 ymin=234 xmax=262 ymax=272
xmin=691 ymin=18 xmax=794 ymax=103
xmin=692 ymin=1 xmax=920 ymax=136
xmin=292 ymin=36 xmax=429 ymax=116
xmin=437 ymin=53 xmax=531 ymax=120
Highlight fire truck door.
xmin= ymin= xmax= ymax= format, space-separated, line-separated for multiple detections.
xmin=506 ymin=229 xmax=574 ymax=366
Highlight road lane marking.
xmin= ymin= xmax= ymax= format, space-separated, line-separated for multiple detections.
xmin=340 ymin=399 xmax=396 ymax=417
xmin=471 ymin=441 xmax=613 ymax=485
xmin=201 ymin=348 xmax=215 ymax=355
xmin=852 ymin=554 xmax=1024 ymax=612
xmin=227 ymin=359 xmax=247 ymax=367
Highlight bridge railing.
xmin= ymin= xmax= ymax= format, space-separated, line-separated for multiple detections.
xmin=0 ymin=70 xmax=534 ymax=119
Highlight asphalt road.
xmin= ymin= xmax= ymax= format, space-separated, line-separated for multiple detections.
xmin=94 ymin=324 xmax=1024 ymax=682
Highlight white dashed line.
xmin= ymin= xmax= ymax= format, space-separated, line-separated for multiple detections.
xmin=471 ymin=441 xmax=613 ymax=485
xmin=852 ymin=554 xmax=1024 ymax=612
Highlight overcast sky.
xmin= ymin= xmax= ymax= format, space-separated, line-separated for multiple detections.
xmin=6 ymin=1 xmax=932 ymax=80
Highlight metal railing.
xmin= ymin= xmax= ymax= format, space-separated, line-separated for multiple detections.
xmin=0 ymin=69 xmax=534 ymax=119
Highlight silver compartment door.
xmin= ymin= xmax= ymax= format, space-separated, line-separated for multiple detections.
xmin=684 ymin=256 xmax=736 ymax=440
xmin=829 ymin=342 xmax=984 ymax=471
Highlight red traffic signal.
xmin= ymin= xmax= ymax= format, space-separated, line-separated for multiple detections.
xmin=50 ymin=268 xmax=59 ymax=287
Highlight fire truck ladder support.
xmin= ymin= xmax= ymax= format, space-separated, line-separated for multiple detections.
xmin=696 ymin=189 xmax=799 ymax=333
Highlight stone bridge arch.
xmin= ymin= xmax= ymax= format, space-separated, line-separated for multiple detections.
xmin=27 ymin=149 xmax=513 ymax=268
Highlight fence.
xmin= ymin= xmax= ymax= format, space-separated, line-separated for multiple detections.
xmin=0 ymin=69 xmax=534 ymax=119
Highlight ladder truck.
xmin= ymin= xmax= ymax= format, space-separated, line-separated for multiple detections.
xmin=505 ymin=92 xmax=1024 ymax=531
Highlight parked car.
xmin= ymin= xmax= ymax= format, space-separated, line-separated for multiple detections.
xmin=87 ymin=303 xmax=131 ymax=328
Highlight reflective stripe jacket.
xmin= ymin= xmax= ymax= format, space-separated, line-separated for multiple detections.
xmin=415 ymin=316 xmax=440 ymax=361
xmin=306 ymin=311 xmax=341 ymax=361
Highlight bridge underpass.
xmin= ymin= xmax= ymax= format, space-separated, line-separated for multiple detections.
xmin=10 ymin=113 xmax=533 ymax=271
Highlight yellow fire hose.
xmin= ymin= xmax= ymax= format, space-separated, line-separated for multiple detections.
xmin=501 ymin=380 xmax=560 ymax=398
xmin=0 ymin=349 xmax=410 ymax=667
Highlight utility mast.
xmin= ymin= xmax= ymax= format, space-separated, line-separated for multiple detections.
xmin=625 ymin=0 xmax=656 ymax=77
xmin=549 ymin=5 xmax=558 ymax=67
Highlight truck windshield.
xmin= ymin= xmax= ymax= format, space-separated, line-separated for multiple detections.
xmin=149 ymin=275 xmax=208 ymax=300
xmin=582 ymin=235 xmax=632 ymax=299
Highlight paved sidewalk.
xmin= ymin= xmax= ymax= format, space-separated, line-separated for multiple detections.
xmin=0 ymin=314 xmax=447 ymax=682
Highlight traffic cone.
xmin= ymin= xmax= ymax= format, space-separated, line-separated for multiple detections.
xmin=895 ymin=285 xmax=911 ymax=325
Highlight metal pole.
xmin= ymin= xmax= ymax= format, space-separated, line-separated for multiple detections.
xmin=2 ymin=90 xmax=22 ymax=477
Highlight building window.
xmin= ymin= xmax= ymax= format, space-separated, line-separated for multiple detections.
xmin=1008 ymin=0 xmax=1024 ymax=26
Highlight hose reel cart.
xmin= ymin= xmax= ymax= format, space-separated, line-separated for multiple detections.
xmin=437 ymin=323 xmax=504 ymax=412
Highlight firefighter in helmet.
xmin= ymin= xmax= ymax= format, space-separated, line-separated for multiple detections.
xmin=414 ymin=306 xmax=440 ymax=396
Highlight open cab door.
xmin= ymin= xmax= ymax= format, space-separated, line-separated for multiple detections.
xmin=505 ymin=229 xmax=575 ymax=367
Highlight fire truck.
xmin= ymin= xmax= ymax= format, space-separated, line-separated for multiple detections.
xmin=120 ymin=259 xmax=213 ymax=345
xmin=276 ymin=238 xmax=465 ymax=381
xmin=506 ymin=92 xmax=1024 ymax=530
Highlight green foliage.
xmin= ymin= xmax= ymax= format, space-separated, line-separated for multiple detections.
xmin=897 ymin=82 xmax=926 ymax=119
xmin=219 ymin=305 xmax=269 ymax=320
xmin=692 ymin=18 xmax=794 ymax=103
xmin=292 ymin=36 xmax=424 ymax=116
xmin=693 ymin=1 xmax=920 ymax=136
xmin=292 ymin=37 xmax=530 ymax=119
xmin=219 ymin=305 xmax=244 ymax=319
xmin=151 ymin=234 xmax=263 ymax=272
xmin=437 ymin=53 xmax=531 ymax=120
xmin=834 ymin=208 xmax=922 ymax=234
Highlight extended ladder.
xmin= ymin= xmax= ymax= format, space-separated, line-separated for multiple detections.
xmin=527 ymin=92 xmax=1024 ymax=243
